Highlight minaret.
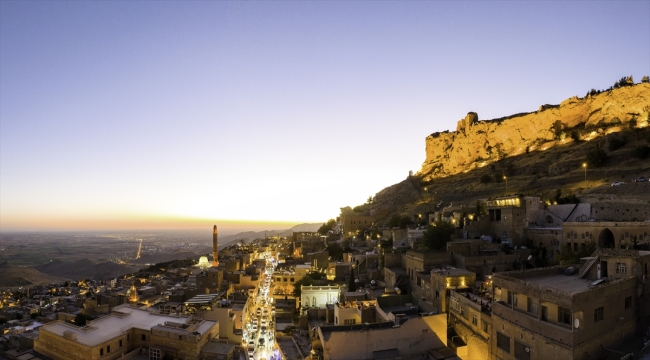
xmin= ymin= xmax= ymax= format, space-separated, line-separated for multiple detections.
xmin=212 ymin=225 xmax=219 ymax=267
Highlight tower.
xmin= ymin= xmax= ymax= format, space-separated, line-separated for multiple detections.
xmin=212 ymin=225 xmax=219 ymax=267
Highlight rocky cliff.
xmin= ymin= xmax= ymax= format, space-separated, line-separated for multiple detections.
xmin=421 ymin=83 xmax=650 ymax=180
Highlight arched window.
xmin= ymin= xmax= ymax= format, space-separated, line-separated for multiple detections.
xmin=304 ymin=297 xmax=310 ymax=307
xmin=312 ymin=297 xmax=317 ymax=307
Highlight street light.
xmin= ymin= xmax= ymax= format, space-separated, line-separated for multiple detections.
xmin=503 ymin=176 xmax=507 ymax=192
xmin=582 ymin=163 xmax=587 ymax=182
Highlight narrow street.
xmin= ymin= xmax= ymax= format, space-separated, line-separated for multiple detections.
xmin=243 ymin=252 xmax=280 ymax=360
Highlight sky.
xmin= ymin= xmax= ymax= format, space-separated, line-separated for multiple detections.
xmin=1 ymin=1 xmax=649 ymax=233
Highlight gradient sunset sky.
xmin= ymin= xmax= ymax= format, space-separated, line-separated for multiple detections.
xmin=1 ymin=1 xmax=649 ymax=232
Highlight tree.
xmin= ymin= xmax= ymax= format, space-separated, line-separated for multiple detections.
xmin=422 ymin=221 xmax=455 ymax=250
xmin=292 ymin=275 xmax=315 ymax=298
xmin=30 ymin=313 xmax=38 ymax=320
xmin=586 ymin=149 xmax=608 ymax=167
xmin=474 ymin=200 xmax=486 ymax=218
xmin=558 ymin=241 xmax=597 ymax=265
xmin=348 ymin=267 xmax=357 ymax=292
xmin=318 ymin=219 xmax=336 ymax=235
xmin=632 ymin=145 xmax=650 ymax=159
xmin=74 ymin=313 xmax=87 ymax=326
xmin=14 ymin=313 xmax=23 ymax=321
xmin=327 ymin=243 xmax=345 ymax=261
xmin=388 ymin=214 xmax=413 ymax=229
xmin=480 ymin=174 xmax=492 ymax=183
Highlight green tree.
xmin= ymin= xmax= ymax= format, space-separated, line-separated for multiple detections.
xmin=30 ymin=313 xmax=38 ymax=320
xmin=474 ymin=200 xmax=486 ymax=218
xmin=327 ymin=243 xmax=345 ymax=261
xmin=318 ymin=219 xmax=336 ymax=235
xmin=586 ymin=149 xmax=608 ymax=167
xmin=292 ymin=276 xmax=315 ymax=298
xmin=422 ymin=221 xmax=455 ymax=250
xmin=557 ymin=241 xmax=597 ymax=265
xmin=632 ymin=145 xmax=650 ymax=159
xmin=14 ymin=313 xmax=23 ymax=321
xmin=388 ymin=214 xmax=413 ymax=229
xmin=74 ymin=313 xmax=87 ymax=326
xmin=398 ymin=216 xmax=413 ymax=229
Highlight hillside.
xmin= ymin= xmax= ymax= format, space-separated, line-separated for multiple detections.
xmin=0 ymin=261 xmax=69 ymax=288
xmin=216 ymin=223 xmax=324 ymax=247
xmin=34 ymin=259 xmax=139 ymax=281
xmin=365 ymin=82 xmax=650 ymax=224
xmin=422 ymin=82 xmax=650 ymax=180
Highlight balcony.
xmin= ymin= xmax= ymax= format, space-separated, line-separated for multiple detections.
xmin=492 ymin=301 xmax=574 ymax=348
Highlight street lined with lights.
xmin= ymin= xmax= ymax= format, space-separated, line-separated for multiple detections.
xmin=244 ymin=252 xmax=280 ymax=360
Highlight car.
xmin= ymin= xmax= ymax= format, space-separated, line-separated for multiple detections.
xmin=249 ymin=355 xmax=254 ymax=360
xmin=634 ymin=177 xmax=648 ymax=182
xmin=612 ymin=181 xmax=625 ymax=186
xmin=261 ymin=326 xmax=267 ymax=333
xmin=256 ymin=308 xmax=261 ymax=316
xmin=271 ymin=306 xmax=276 ymax=313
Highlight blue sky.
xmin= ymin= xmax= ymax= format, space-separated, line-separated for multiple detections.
xmin=1 ymin=1 xmax=649 ymax=232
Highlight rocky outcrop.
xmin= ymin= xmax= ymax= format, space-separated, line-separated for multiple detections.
xmin=421 ymin=83 xmax=650 ymax=180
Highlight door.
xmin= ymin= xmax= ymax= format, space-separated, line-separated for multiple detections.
xmin=541 ymin=305 xmax=548 ymax=321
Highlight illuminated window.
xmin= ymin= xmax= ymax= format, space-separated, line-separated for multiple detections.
xmin=616 ymin=262 xmax=627 ymax=274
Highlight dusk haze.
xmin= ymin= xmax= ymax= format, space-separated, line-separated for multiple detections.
xmin=1 ymin=1 xmax=648 ymax=232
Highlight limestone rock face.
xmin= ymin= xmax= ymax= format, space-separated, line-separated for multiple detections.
xmin=421 ymin=83 xmax=650 ymax=180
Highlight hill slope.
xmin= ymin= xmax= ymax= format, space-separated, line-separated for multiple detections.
xmin=0 ymin=261 xmax=69 ymax=288
xmin=366 ymin=83 xmax=650 ymax=224
xmin=422 ymin=83 xmax=650 ymax=180
xmin=34 ymin=259 xmax=139 ymax=281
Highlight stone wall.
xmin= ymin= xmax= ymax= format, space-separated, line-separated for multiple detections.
xmin=421 ymin=83 xmax=650 ymax=180
xmin=591 ymin=201 xmax=650 ymax=222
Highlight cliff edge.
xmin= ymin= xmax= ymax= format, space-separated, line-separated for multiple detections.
xmin=421 ymin=83 xmax=650 ymax=180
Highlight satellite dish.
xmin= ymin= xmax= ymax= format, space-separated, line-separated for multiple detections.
xmin=574 ymin=318 xmax=580 ymax=328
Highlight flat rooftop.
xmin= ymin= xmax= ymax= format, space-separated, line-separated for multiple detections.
xmin=431 ymin=268 xmax=474 ymax=277
xmin=524 ymin=274 xmax=592 ymax=293
xmin=40 ymin=305 xmax=213 ymax=347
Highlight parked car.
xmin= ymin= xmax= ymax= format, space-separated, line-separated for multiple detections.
xmin=612 ymin=181 xmax=625 ymax=186
xmin=633 ymin=177 xmax=648 ymax=182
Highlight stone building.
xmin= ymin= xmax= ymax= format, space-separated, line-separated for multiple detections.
xmin=562 ymin=221 xmax=650 ymax=249
xmin=430 ymin=268 xmax=476 ymax=313
xmin=340 ymin=208 xmax=374 ymax=237
xmin=34 ymin=304 xmax=219 ymax=360
xmin=301 ymin=285 xmax=340 ymax=310
xmin=448 ymin=290 xmax=491 ymax=360
xmin=333 ymin=300 xmax=378 ymax=325
xmin=196 ymin=268 xmax=224 ymax=292
xmin=466 ymin=196 xmax=543 ymax=246
xmin=315 ymin=315 xmax=450 ymax=360
xmin=491 ymin=266 xmax=638 ymax=360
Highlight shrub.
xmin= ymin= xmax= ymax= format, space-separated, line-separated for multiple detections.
xmin=480 ymin=175 xmax=492 ymax=183
xmin=632 ymin=145 xmax=650 ymax=159
xmin=608 ymin=137 xmax=626 ymax=151
xmin=587 ymin=149 xmax=608 ymax=167
xmin=570 ymin=130 xmax=580 ymax=142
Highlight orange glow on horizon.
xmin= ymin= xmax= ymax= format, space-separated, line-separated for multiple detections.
xmin=0 ymin=213 xmax=309 ymax=232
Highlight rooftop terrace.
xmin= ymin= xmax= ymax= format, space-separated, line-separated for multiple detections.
xmin=40 ymin=304 xmax=214 ymax=347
